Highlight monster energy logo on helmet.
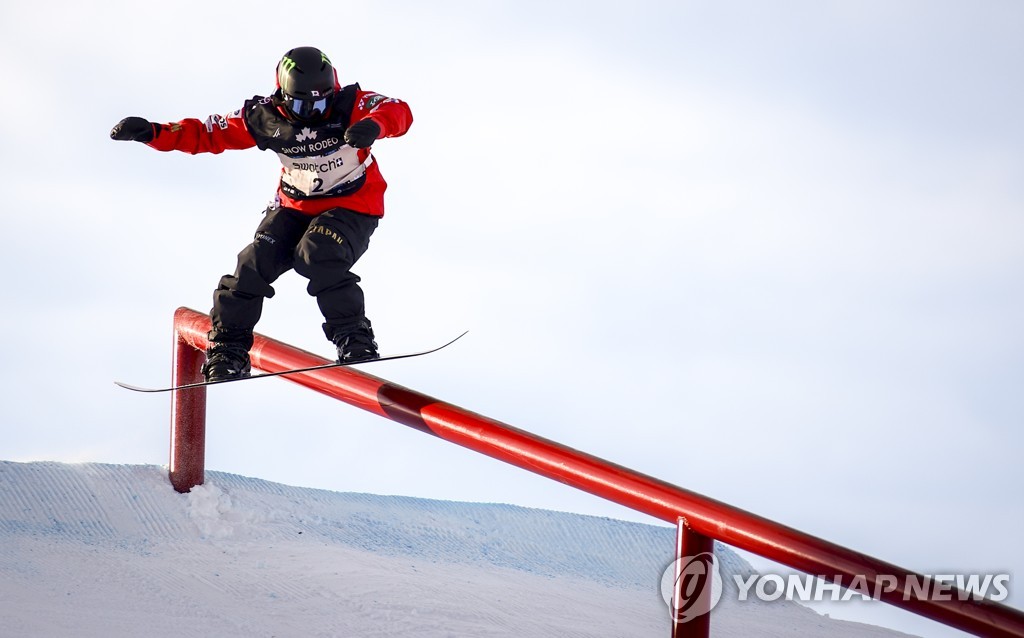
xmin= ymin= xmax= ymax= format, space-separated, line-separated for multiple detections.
xmin=279 ymin=50 xmax=328 ymax=72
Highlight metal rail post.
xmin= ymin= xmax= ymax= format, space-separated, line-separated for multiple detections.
xmin=672 ymin=518 xmax=715 ymax=638
xmin=168 ymin=309 xmax=207 ymax=493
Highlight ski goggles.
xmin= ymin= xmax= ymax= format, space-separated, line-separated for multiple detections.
xmin=282 ymin=91 xmax=333 ymax=121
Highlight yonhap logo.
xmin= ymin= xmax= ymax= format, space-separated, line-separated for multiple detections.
xmin=731 ymin=572 xmax=1011 ymax=603
xmin=660 ymin=552 xmax=723 ymax=623
xmin=658 ymin=556 xmax=1011 ymax=619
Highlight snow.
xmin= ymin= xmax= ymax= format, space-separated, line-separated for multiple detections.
xmin=0 ymin=461 xmax=915 ymax=637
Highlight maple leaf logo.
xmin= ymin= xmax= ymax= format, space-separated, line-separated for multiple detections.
xmin=295 ymin=127 xmax=318 ymax=143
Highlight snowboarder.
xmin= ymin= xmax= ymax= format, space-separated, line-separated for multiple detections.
xmin=111 ymin=46 xmax=413 ymax=382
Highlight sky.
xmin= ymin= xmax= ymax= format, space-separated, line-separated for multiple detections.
xmin=1 ymin=1 xmax=1022 ymax=636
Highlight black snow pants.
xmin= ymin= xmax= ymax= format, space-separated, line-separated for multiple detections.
xmin=209 ymin=205 xmax=379 ymax=347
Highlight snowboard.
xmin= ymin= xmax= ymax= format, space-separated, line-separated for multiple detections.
xmin=115 ymin=331 xmax=467 ymax=393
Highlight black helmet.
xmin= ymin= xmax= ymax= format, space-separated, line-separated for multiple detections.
xmin=276 ymin=47 xmax=336 ymax=121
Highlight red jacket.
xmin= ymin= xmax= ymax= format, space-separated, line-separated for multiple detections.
xmin=147 ymin=84 xmax=412 ymax=217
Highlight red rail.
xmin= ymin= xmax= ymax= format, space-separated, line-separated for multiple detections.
xmin=168 ymin=307 xmax=1024 ymax=638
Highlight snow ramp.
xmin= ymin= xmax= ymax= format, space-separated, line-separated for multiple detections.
xmin=0 ymin=461 xmax=912 ymax=638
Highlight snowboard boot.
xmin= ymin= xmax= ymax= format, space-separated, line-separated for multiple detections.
xmin=201 ymin=334 xmax=253 ymax=383
xmin=333 ymin=320 xmax=379 ymax=364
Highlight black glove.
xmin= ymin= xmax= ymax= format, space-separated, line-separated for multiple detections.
xmin=110 ymin=117 xmax=157 ymax=143
xmin=344 ymin=119 xmax=381 ymax=148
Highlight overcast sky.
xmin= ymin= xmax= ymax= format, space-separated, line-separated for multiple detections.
xmin=2 ymin=2 xmax=1022 ymax=636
